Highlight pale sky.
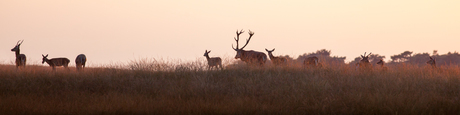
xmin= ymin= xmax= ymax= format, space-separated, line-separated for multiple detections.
xmin=1 ymin=0 xmax=459 ymax=66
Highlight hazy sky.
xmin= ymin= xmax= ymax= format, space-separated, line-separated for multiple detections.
xmin=1 ymin=0 xmax=459 ymax=66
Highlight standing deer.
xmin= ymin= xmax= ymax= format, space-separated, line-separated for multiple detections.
xmin=427 ymin=57 xmax=436 ymax=68
xmin=232 ymin=30 xmax=267 ymax=66
xmin=303 ymin=56 xmax=321 ymax=68
xmin=356 ymin=52 xmax=372 ymax=70
xmin=42 ymin=54 xmax=70 ymax=70
xmin=265 ymin=48 xmax=287 ymax=66
xmin=75 ymin=54 xmax=87 ymax=71
xmin=376 ymin=59 xmax=388 ymax=71
xmin=203 ymin=50 xmax=223 ymax=70
xmin=11 ymin=40 xmax=26 ymax=68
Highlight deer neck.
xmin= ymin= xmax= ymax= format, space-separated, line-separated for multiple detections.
xmin=14 ymin=49 xmax=20 ymax=58
xmin=268 ymin=53 xmax=275 ymax=59
xmin=44 ymin=59 xmax=53 ymax=65
xmin=205 ymin=55 xmax=210 ymax=60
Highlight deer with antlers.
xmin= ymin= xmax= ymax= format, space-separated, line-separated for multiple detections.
xmin=75 ymin=54 xmax=87 ymax=71
xmin=376 ymin=59 xmax=388 ymax=71
xmin=356 ymin=52 xmax=372 ymax=70
xmin=232 ymin=30 xmax=267 ymax=66
xmin=265 ymin=48 xmax=287 ymax=66
xmin=42 ymin=54 xmax=70 ymax=71
xmin=11 ymin=40 xmax=26 ymax=68
xmin=303 ymin=56 xmax=321 ymax=68
xmin=203 ymin=50 xmax=223 ymax=70
xmin=427 ymin=57 xmax=436 ymax=68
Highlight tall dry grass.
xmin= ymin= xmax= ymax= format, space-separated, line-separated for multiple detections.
xmin=0 ymin=59 xmax=460 ymax=114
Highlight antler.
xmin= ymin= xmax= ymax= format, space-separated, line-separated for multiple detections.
xmin=16 ymin=40 xmax=23 ymax=45
xmin=232 ymin=30 xmax=245 ymax=50
xmin=239 ymin=30 xmax=254 ymax=50
xmin=361 ymin=52 xmax=366 ymax=58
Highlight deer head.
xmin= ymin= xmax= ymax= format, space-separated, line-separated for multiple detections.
xmin=427 ymin=57 xmax=436 ymax=68
xmin=203 ymin=50 xmax=211 ymax=57
xmin=42 ymin=54 xmax=49 ymax=64
xmin=265 ymin=48 xmax=275 ymax=54
xmin=376 ymin=59 xmax=384 ymax=66
xmin=360 ymin=52 xmax=372 ymax=63
xmin=11 ymin=40 xmax=24 ymax=52
xmin=232 ymin=29 xmax=254 ymax=59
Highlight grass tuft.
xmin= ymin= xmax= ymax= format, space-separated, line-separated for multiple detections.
xmin=1 ymin=59 xmax=460 ymax=114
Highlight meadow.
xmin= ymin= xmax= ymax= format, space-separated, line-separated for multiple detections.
xmin=1 ymin=58 xmax=460 ymax=114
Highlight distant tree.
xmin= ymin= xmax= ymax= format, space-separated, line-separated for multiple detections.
xmin=369 ymin=54 xmax=385 ymax=64
xmin=434 ymin=51 xmax=460 ymax=66
xmin=432 ymin=50 xmax=439 ymax=56
xmin=390 ymin=51 xmax=413 ymax=62
xmin=407 ymin=53 xmax=430 ymax=66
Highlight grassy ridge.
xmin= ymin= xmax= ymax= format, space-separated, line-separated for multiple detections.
xmin=0 ymin=61 xmax=460 ymax=114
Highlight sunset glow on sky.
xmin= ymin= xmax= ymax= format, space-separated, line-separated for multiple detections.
xmin=1 ymin=0 xmax=459 ymax=66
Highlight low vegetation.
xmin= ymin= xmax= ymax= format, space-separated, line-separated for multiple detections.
xmin=1 ymin=58 xmax=459 ymax=114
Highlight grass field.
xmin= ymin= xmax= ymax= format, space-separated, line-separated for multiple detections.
xmin=1 ymin=59 xmax=460 ymax=114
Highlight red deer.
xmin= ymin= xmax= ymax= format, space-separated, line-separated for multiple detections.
xmin=376 ymin=59 xmax=388 ymax=71
xmin=75 ymin=54 xmax=87 ymax=71
xmin=265 ymin=48 xmax=287 ymax=66
xmin=303 ymin=56 xmax=321 ymax=68
xmin=11 ymin=40 xmax=26 ymax=68
xmin=356 ymin=52 xmax=372 ymax=70
xmin=232 ymin=30 xmax=267 ymax=66
xmin=427 ymin=57 xmax=436 ymax=68
xmin=42 ymin=54 xmax=70 ymax=70
xmin=203 ymin=50 xmax=223 ymax=70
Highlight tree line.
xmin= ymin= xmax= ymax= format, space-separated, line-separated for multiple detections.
xmin=289 ymin=49 xmax=460 ymax=67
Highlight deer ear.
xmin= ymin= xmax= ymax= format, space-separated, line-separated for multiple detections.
xmin=265 ymin=48 xmax=268 ymax=52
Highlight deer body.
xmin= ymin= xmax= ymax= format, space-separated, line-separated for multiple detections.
xmin=11 ymin=40 xmax=26 ymax=68
xmin=75 ymin=54 xmax=87 ymax=71
xmin=204 ymin=50 xmax=222 ymax=70
xmin=265 ymin=48 xmax=287 ymax=66
xmin=304 ymin=56 xmax=321 ymax=67
xmin=42 ymin=54 xmax=70 ymax=70
xmin=232 ymin=30 xmax=267 ymax=66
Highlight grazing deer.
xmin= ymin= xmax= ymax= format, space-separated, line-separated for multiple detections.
xmin=203 ymin=50 xmax=223 ymax=70
xmin=265 ymin=48 xmax=287 ymax=66
xmin=75 ymin=54 xmax=87 ymax=71
xmin=303 ymin=56 xmax=321 ymax=68
xmin=427 ymin=57 xmax=436 ymax=68
xmin=376 ymin=59 xmax=388 ymax=71
xmin=356 ymin=52 xmax=372 ymax=70
xmin=42 ymin=54 xmax=70 ymax=70
xmin=11 ymin=40 xmax=26 ymax=68
xmin=232 ymin=30 xmax=267 ymax=66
